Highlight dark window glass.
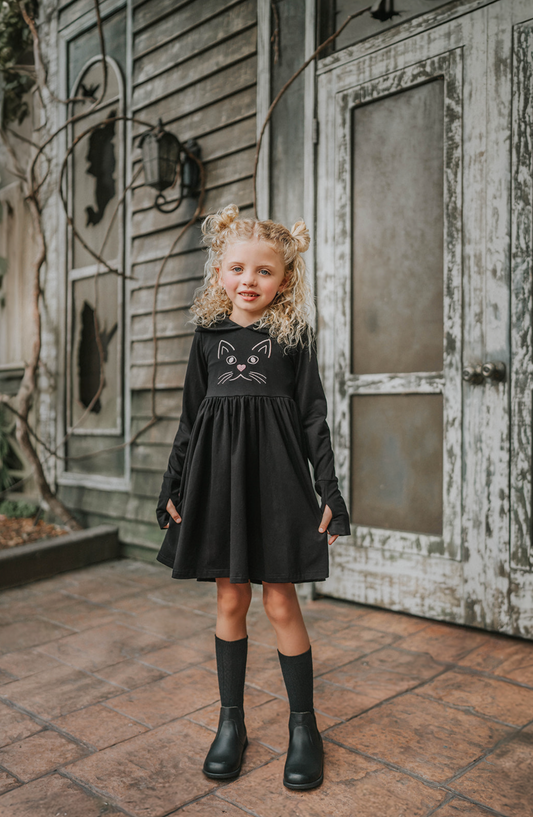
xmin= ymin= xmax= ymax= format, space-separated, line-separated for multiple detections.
xmin=351 ymin=394 xmax=443 ymax=535
xmin=352 ymin=79 xmax=444 ymax=374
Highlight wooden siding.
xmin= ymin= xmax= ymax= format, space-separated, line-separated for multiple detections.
xmin=128 ymin=0 xmax=256 ymax=546
xmin=129 ymin=0 xmax=257 ymax=410
xmin=56 ymin=0 xmax=257 ymax=547
xmin=59 ymin=0 xmax=95 ymax=31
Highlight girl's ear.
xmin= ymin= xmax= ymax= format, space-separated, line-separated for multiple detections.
xmin=277 ymin=277 xmax=288 ymax=293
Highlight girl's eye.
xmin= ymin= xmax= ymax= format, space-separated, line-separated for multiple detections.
xmin=226 ymin=355 xmax=237 ymax=364
xmin=258 ymin=269 xmax=270 ymax=276
xmin=248 ymin=355 xmax=259 ymax=365
xmin=232 ymin=266 xmax=243 ymax=273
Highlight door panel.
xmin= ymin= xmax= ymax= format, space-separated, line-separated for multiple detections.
xmin=351 ymin=79 xmax=444 ymax=376
xmin=351 ymin=394 xmax=444 ymax=536
xmin=320 ymin=49 xmax=463 ymax=576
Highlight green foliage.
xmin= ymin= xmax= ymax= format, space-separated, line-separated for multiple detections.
xmin=0 ymin=1 xmax=39 ymax=126
xmin=0 ymin=498 xmax=38 ymax=518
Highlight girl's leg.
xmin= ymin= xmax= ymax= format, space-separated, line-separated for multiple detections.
xmin=203 ymin=579 xmax=251 ymax=780
xmin=214 ymin=578 xmax=251 ymax=711
xmin=261 ymin=582 xmax=310 ymax=655
xmin=262 ymin=582 xmax=323 ymax=790
xmin=262 ymin=583 xmax=313 ymax=712
xmin=216 ymin=577 xmax=251 ymax=641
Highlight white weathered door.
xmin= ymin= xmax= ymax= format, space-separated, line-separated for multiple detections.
xmin=510 ymin=14 xmax=533 ymax=637
xmin=316 ymin=0 xmax=533 ymax=637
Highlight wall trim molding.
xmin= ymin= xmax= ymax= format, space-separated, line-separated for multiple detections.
xmin=256 ymin=0 xmax=271 ymax=220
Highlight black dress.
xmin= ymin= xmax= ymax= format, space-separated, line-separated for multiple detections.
xmin=156 ymin=318 xmax=350 ymax=584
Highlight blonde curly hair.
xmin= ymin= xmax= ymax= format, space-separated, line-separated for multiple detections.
xmin=191 ymin=204 xmax=315 ymax=350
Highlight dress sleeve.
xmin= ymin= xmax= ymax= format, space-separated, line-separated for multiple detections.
xmin=294 ymin=341 xmax=351 ymax=536
xmin=156 ymin=331 xmax=208 ymax=529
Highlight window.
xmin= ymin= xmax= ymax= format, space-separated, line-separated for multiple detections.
xmin=65 ymin=54 xmax=125 ymax=476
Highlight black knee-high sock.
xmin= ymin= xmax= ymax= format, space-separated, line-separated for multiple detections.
xmin=278 ymin=646 xmax=314 ymax=713
xmin=215 ymin=635 xmax=248 ymax=711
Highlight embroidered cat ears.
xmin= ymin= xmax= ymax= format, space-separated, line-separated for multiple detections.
xmin=252 ymin=339 xmax=272 ymax=358
xmin=218 ymin=338 xmax=272 ymax=359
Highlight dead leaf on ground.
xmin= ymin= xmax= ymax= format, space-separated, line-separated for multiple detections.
xmin=0 ymin=517 xmax=68 ymax=549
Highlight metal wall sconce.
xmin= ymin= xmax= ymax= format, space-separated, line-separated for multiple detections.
xmin=140 ymin=119 xmax=201 ymax=213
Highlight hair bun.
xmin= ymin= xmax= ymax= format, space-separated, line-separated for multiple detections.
xmin=290 ymin=220 xmax=310 ymax=253
xmin=202 ymin=204 xmax=239 ymax=243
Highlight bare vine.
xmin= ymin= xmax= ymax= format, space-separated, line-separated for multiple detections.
xmin=1 ymin=0 xmax=377 ymax=528
xmin=270 ymin=0 xmax=280 ymax=64
xmin=253 ymin=6 xmax=371 ymax=216
xmin=0 ymin=0 xmax=195 ymax=523
xmin=20 ymin=0 xmax=106 ymax=108
xmin=57 ymin=114 xmax=153 ymax=276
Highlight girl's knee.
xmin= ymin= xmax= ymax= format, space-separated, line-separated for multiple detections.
xmin=217 ymin=580 xmax=251 ymax=618
xmin=262 ymin=583 xmax=298 ymax=626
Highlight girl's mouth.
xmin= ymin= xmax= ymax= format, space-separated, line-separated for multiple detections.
xmin=238 ymin=291 xmax=259 ymax=300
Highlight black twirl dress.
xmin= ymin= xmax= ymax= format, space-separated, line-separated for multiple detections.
xmin=156 ymin=318 xmax=350 ymax=584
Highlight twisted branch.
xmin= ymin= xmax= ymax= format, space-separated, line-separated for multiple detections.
xmin=253 ymin=6 xmax=371 ymax=216
xmin=2 ymin=0 xmax=374 ymax=524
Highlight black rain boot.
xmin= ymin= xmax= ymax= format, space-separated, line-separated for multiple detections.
xmin=283 ymin=711 xmax=323 ymax=790
xmin=278 ymin=647 xmax=324 ymax=790
xmin=203 ymin=705 xmax=248 ymax=779
xmin=203 ymin=636 xmax=248 ymax=780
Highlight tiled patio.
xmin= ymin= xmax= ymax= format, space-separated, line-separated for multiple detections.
xmin=0 ymin=559 xmax=532 ymax=817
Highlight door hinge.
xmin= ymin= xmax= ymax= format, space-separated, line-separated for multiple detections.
xmin=312 ymin=118 xmax=319 ymax=144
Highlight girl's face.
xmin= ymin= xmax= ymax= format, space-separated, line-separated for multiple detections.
xmin=217 ymin=238 xmax=287 ymax=327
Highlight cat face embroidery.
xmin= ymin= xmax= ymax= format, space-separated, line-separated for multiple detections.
xmin=217 ymin=338 xmax=271 ymax=385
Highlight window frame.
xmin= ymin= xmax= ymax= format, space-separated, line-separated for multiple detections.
xmin=56 ymin=0 xmax=133 ymax=493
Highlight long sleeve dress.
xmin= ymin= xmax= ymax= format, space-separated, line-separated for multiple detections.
xmin=156 ymin=317 xmax=350 ymax=584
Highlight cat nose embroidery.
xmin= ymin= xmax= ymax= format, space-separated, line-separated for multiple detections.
xmin=237 ymin=364 xmax=246 ymax=371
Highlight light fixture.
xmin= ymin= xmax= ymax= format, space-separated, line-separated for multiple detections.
xmin=370 ymin=0 xmax=399 ymax=22
xmin=140 ymin=119 xmax=201 ymax=213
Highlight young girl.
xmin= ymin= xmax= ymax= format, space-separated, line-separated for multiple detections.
xmin=156 ymin=204 xmax=350 ymax=790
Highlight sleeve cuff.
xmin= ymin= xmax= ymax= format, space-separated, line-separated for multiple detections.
xmin=156 ymin=479 xmax=180 ymax=530
xmin=315 ymin=479 xmax=351 ymax=536
xmin=156 ymin=495 xmax=171 ymax=529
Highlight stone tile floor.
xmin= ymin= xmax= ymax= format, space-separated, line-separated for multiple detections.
xmin=0 ymin=559 xmax=532 ymax=816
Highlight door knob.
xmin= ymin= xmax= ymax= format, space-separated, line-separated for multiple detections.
xmin=462 ymin=365 xmax=484 ymax=384
xmin=481 ymin=361 xmax=506 ymax=382
xmin=462 ymin=362 xmax=506 ymax=385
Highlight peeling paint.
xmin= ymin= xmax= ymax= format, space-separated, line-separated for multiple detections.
xmin=317 ymin=0 xmax=532 ymax=637
xmin=510 ymin=22 xmax=533 ymax=575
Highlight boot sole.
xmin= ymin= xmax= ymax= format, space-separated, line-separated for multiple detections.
xmin=283 ymin=773 xmax=324 ymax=791
xmin=202 ymin=739 xmax=248 ymax=780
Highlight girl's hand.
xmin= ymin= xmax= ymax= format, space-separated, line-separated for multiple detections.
xmin=319 ymin=504 xmax=338 ymax=546
xmin=163 ymin=498 xmax=182 ymax=529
